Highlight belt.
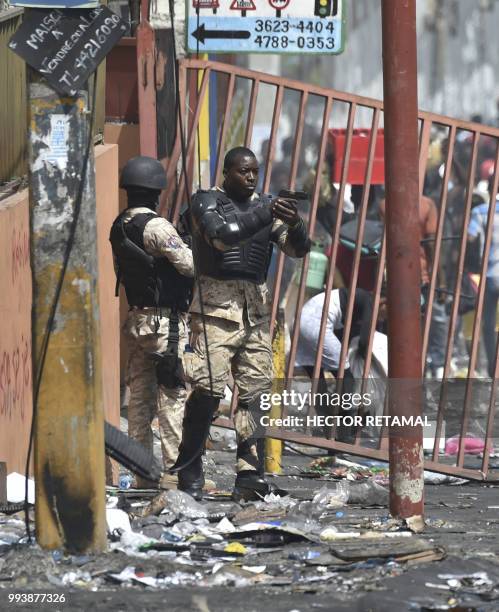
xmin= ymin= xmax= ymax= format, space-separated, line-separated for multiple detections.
xmin=129 ymin=306 xmax=173 ymax=315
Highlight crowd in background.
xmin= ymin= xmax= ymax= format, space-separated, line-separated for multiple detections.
xmin=262 ymin=118 xmax=498 ymax=380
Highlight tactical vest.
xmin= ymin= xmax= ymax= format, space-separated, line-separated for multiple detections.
xmin=193 ymin=192 xmax=274 ymax=284
xmin=109 ymin=211 xmax=193 ymax=312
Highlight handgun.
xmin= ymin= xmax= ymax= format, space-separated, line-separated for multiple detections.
xmin=277 ymin=189 xmax=309 ymax=201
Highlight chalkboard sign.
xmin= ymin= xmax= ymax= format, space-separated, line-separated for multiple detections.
xmin=9 ymin=7 xmax=127 ymax=96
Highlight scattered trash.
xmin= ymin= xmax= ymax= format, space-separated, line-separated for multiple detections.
xmin=139 ymin=489 xmax=208 ymax=520
xmin=288 ymin=549 xmax=323 ymax=561
xmin=223 ymin=542 xmax=247 ymax=555
xmin=229 ymin=523 xmax=313 ymax=546
xmin=215 ymin=517 xmax=236 ymax=533
xmin=320 ymin=529 xmax=414 ymax=542
xmin=106 ymin=508 xmax=132 ymax=534
xmin=344 ymin=480 xmax=389 ymax=506
xmin=233 ymin=503 xmax=288 ymax=526
xmin=405 ymin=515 xmax=425 ymax=534
xmin=313 ymin=482 xmax=350 ymax=508
xmin=119 ymin=473 xmax=133 ymax=490
xmin=0 ymin=424 xmax=493 ymax=602
xmin=423 ymin=471 xmax=469 ymax=485
xmin=108 ymin=566 xmax=144 ymax=583
xmin=304 ymin=457 xmax=470 ymax=488
xmin=6 ymin=472 xmax=34 ymax=504
xmin=204 ymin=566 xmax=271 ymax=587
xmin=241 ymin=565 xmax=266 ymax=574
xmin=445 ymin=435 xmax=485 ymax=456
xmin=60 ymin=570 xmax=92 ymax=585
xmin=262 ymin=492 xmax=297 ymax=506
xmin=112 ymin=529 xmax=156 ymax=554
xmin=209 ymin=426 xmax=237 ymax=451
xmin=437 ymin=571 xmax=493 ymax=588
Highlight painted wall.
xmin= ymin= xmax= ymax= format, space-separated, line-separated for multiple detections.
xmin=103 ymin=123 xmax=140 ymax=380
xmin=95 ymin=144 xmax=121 ymax=438
xmin=0 ymin=144 xmax=120 ymax=475
xmin=0 ymin=189 xmax=32 ymax=475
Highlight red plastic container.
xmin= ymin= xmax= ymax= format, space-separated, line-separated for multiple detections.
xmin=329 ymin=128 xmax=385 ymax=185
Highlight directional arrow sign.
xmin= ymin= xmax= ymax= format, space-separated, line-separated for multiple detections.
xmin=192 ymin=23 xmax=250 ymax=44
xmin=186 ymin=0 xmax=346 ymax=54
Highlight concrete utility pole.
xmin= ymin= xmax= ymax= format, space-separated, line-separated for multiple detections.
xmin=29 ymin=72 xmax=107 ymax=552
xmin=381 ymin=0 xmax=424 ymax=525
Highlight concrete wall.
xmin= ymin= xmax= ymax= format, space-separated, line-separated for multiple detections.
xmin=104 ymin=123 xmax=140 ymax=380
xmin=95 ymin=144 xmax=121 ymax=436
xmin=0 ymin=144 xmax=120 ymax=475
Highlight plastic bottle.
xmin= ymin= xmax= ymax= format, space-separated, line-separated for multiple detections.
xmin=119 ymin=473 xmax=133 ymax=490
xmin=305 ymin=242 xmax=328 ymax=290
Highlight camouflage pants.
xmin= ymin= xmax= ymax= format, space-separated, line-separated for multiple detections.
xmin=124 ymin=308 xmax=187 ymax=485
xmin=188 ymin=314 xmax=273 ymax=472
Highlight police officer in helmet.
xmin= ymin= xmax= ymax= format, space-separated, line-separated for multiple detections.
xmin=110 ymin=156 xmax=194 ymax=488
xmin=172 ymin=146 xmax=310 ymax=501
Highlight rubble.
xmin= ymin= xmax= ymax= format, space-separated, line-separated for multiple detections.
xmin=1 ymin=451 xmax=498 ymax=611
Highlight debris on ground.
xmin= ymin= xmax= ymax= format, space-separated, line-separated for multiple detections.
xmin=2 ymin=451 xmax=497 ymax=611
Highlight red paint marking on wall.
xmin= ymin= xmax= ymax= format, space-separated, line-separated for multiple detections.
xmin=11 ymin=228 xmax=30 ymax=283
xmin=0 ymin=335 xmax=31 ymax=421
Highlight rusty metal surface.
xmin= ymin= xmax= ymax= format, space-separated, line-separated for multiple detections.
xmin=105 ymin=38 xmax=139 ymax=123
xmin=169 ymin=58 xmax=499 ymax=482
xmin=381 ymin=0 xmax=424 ymax=519
xmin=136 ymin=0 xmax=157 ymax=157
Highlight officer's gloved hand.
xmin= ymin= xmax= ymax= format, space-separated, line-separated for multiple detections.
xmin=271 ymin=197 xmax=300 ymax=227
xmin=152 ymin=351 xmax=185 ymax=389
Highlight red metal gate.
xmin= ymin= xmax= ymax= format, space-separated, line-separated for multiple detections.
xmin=165 ymin=58 xmax=499 ymax=481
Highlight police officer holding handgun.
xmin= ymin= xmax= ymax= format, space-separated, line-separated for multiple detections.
xmin=110 ymin=156 xmax=194 ymax=488
xmin=172 ymin=146 xmax=310 ymax=501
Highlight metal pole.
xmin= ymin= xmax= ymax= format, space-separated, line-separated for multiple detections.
xmin=381 ymin=0 xmax=424 ymax=524
xmin=29 ymin=71 xmax=107 ymax=552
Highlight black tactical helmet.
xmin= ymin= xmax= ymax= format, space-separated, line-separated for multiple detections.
xmin=119 ymin=156 xmax=167 ymax=191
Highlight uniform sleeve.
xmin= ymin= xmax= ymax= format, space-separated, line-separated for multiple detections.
xmin=271 ymin=218 xmax=311 ymax=258
xmin=143 ymin=217 xmax=194 ymax=277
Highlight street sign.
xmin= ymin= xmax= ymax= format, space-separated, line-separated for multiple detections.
xmin=268 ymin=0 xmax=290 ymax=18
xmin=229 ymin=0 xmax=256 ymax=17
xmin=187 ymin=0 xmax=345 ymax=54
xmin=9 ymin=7 xmax=127 ymax=95
xmin=192 ymin=0 xmax=219 ymax=13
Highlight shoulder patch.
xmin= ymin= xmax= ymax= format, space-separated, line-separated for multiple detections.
xmin=167 ymin=236 xmax=181 ymax=249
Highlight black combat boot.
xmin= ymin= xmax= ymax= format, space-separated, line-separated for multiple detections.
xmin=232 ymin=470 xmax=288 ymax=502
xmin=232 ymin=395 xmax=287 ymax=502
xmin=172 ymin=389 xmax=219 ymax=501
